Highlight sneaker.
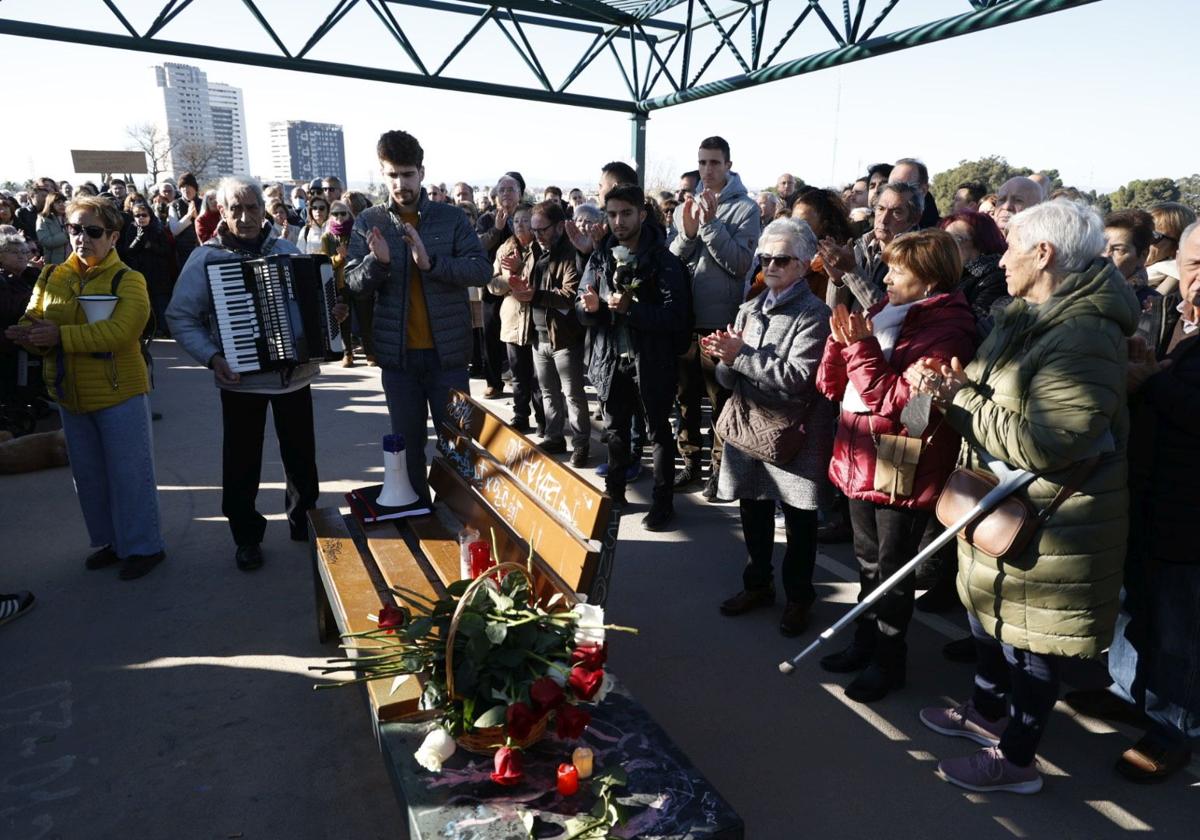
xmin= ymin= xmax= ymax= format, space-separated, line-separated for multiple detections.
xmin=595 ymin=462 xmax=609 ymax=478
xmin=118 ymin=551 xmax=165 ymax=580
xmin=673 ymin=460 xmax=701 ymax=489
xmin=85 ymin=545 xmax=121 ymax=570
xmin=919 ymin=700 xmax=1006 ymax=747
xmin=0 ymin=591 xmax=35 ymax=627
xmin=937 ymin=746 xmax=1042 ymax=794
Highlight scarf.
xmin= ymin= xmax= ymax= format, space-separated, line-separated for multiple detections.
xmin=213 ymin=220 xmax=272 ymax=257
xmin=841 ymin=300 xmax=916 ymax=414
xmin=328 ymin=217 xmax=352 ymax=238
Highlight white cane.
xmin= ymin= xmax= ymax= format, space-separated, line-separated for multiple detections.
xmin=779 ymin=455 xmax=1035 ymax=675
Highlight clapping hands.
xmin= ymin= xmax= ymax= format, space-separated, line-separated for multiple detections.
xmin=828 ymin=304 xmax=873 ymax=345
xmin=699 ymin=325 xmax=745 ymax=365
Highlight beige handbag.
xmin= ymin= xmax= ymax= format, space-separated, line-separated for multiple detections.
xmin=872 ymin=432 xmax=923 ymax=503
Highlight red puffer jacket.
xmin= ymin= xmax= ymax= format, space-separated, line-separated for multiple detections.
xmin=816 ymin=291 xmax=979 ymax=510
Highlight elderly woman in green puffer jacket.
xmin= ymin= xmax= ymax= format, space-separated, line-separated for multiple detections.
xmin=907 ymin=199 xmax=1141 ymax=796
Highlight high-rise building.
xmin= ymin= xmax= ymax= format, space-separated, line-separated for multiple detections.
xmin=207 ymin=83 xmax=250 ymax=177
xmin=269 ymin=121 xmax=346 ymax=186
xmin=154 ymin=62 xmax=250 ymax=178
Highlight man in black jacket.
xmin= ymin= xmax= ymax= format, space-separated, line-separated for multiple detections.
xmin=578 ymin=184 xmax=690 ymax=531
xmin=1079 ymin=221 xmax=1200 ymax=783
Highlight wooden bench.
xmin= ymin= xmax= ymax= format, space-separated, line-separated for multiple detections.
xmin=309 ymin=391 xmax=743 ymax=838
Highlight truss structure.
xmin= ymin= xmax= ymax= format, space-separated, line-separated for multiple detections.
xmin=0 ymin=0 xmax=1100 ymax=172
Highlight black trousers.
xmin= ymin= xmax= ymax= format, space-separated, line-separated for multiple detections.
xmin=220 ymin=386 xmax=319 ymax=547
xmin=339 ymin=287 xmax=376 ymax=358
xmin=848 ymin=499 xmax=930 ymax=641
xmin=604 ymin=363 xmax=675 ymax=507
xmin=740 ymin=500 xmax=818 ymax=603
xmin=482 ymin=293 xmax=505 ymax=388
xmin=505 ymin=342 xmax=544 ymax=426
xmin=676 ymin=331 xmax=731 ymax=472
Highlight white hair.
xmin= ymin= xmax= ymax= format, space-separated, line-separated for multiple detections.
xmin=156 ymin=179 xmax=177 ymax=194
xmin=1179 ymin=220 xmax=1200 ymax=250
xmin=572 ymin=203 xmax=604 ymax=225
xmin=216 ymin=176 xmax=265 ymax=211
xmin=0 ymin=228 xmax=26 ymax=252
xmin=880 ymin=181 xmax=924 ymax=220
xmin=760 ymin=217 xmax=818 ymax=263
xmin=1007 ymin=199 xmax=1106 ymax=274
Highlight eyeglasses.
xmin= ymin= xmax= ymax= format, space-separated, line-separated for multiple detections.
xmin=330 ymin=211 xmax=350 ymax=218
xmin=1152 ymin=231 xmax=1177 ymax=244
xmin=311 ymin=205 xmax=329 ymax=213
xmin=133 ymin=213 xmax=151 ymax=220
xmin=66 ymin=223 xmax=110 ymax=239
xmin=758 ymin=254 xmax=797 ymax=267
xmin=530 ymin=223 xmax=556 ymax=234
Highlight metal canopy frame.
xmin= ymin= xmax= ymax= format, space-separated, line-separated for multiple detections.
xmin=0 ymin=0 xmax=1100 ymax=178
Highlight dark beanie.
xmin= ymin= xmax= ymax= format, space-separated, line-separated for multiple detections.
xmin=503 ymin=171 xmax=526 ymax=195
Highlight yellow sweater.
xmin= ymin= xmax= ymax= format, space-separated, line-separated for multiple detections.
xmin=21 ymin=250 xmax=151 ymax=414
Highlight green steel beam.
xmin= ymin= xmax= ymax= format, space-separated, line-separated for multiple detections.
xmin=388 ymin=0 xmax=685 ymax=31
xmin=0 ymin=18 xmax=634 ymax=112
xmin=640 ymin=0 xmax=1101 ymax=110
xmin=382 ymin=0 xmax=665 ymax=40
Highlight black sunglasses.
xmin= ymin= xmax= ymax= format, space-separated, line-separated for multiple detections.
xmin=1152 ymin=231 xmax=1177 ymax=244
xmin=758 ymin=254 xmax=797 ymax=267
xmin=66 ymin=223 xmax=110 ymax=239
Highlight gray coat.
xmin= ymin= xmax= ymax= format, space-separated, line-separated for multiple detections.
xmin=345 ymin=193 xmax=490 ymax=369
xmin=826 ymin=230 xmax=887 ymax=313
xmin=166 ymin=227 xmax=316 ymax=394
xmin=716 ymin=282 xmax=835 ymax=509
xmin=670 ymin=172 xmax=761 ymax=329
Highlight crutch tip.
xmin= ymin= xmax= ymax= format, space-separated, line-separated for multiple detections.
xmin=778 ymin=661 xmax=795 ymax=675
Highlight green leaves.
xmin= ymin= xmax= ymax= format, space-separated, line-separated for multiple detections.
xmin=485 ymin=621 xmax=509 ymax=645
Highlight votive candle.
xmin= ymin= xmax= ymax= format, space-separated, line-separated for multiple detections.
xmin=556 ymin=763 xmax=580 ymax=796
xmin=571 ymin=746 xmax=594 ymax=779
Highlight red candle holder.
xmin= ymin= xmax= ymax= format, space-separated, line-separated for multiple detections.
xmin=556 ymin=763 xmax=580 ymax=796
xmin=468 ymin=541 xmax=493 ymax=578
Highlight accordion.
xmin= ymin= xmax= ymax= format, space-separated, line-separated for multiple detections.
xmin=206 ymin=254 xmax=344 ymax=375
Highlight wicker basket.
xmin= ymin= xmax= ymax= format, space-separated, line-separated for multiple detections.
xmin=446 ymin=562 xmax=549 ymax=754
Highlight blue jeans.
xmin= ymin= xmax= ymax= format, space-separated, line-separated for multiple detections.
xmin=381 ymin=349 xmax=468 ymax=504
xmin=1108 ymin=555 xmax=1200 ymax=748
xmin=59 ymin=393 xmax=164 ymax=558
xmin=969 ymin=614 xmax=1061 ymax=767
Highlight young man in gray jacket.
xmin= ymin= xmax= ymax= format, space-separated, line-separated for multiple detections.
xmin=345 ymin=130 xmax=490 ymax=505
xmin=166 ymin=176 xmax=346 ymax=572
xmin=669 ymin=136 xmax=760 ymax=500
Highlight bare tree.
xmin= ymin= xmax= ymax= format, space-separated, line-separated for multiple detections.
xmin=175 ymin=141 xmax=221 ymax=181
xmin=126 ymin=123 xmax=179 ymax=186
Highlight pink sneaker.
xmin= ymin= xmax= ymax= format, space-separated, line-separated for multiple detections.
xmin=919 ymin=700 xmax=1006 ymax=747
xmin=938 ymin=746 xmax=1043 ymax=794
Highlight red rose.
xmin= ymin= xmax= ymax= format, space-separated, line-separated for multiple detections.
xmin=490 ymin=746 xmax=523 ymax=786
xmin=571 ymin=643 xmax=607 ymax=671
xmin=505 ymin=702 xmax=538 ymax=741
xmin=555 ymin=703 xmax=591 ymax=739
xmin=568 ymin=666 xmax=604 ymax=701
xmin=530 ymin=677 xmax=565 ymax=713
xmin=378 ymin=604 xmax=406 ymax=632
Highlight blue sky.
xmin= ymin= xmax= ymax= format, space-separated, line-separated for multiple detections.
xmin=0 ymin=0 xmax=1193 ymax=193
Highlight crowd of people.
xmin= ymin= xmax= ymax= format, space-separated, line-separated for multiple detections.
xmin=1 ymin=131 xmax=1197 ymax=796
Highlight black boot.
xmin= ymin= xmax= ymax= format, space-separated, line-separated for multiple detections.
xmin=819 ymin=622 xmax=877 ymax=673
xmin=844 ymin=636 xmax=907 ymax=703
xmin=674 ymin=458 xmax=701 ymax=488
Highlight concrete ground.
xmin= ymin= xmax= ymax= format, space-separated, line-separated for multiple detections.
xmin=1 ymin=340 xmax=1194 ymax=840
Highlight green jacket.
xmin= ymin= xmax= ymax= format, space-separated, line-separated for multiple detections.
xmin=945 ymin=259 xmax=1140 ymax=658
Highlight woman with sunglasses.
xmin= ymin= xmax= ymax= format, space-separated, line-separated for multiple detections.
xmin=1144 ymin=202 xmax=1197 ymax=295
xmin=4 ymin=196 xmax=165 ymax=580
xmin=814 ymin=229 xmax=978 ymax=702
xmin=125 ymin=200 xmax=178 ymax=337
xmin=297 ymin=195 xmax=329 ymax=255
xmin=319 ymin=200 xmax=374 ymax=366
xmin=703 ymin=218 xmax=836 ymax=638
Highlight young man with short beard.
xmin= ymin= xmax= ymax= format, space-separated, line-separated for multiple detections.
xmin=578 ymin=184 xmax=690 ymax=530
xmin=345 ymin=130 xmax=490 ymax=505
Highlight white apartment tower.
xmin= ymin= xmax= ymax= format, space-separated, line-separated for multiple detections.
xmin=154 ymin=62 xmax=250 ymax=178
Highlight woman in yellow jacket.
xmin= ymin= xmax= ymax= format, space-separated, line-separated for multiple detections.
xmin=4 ymin=196 xmax=165 ymax=580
